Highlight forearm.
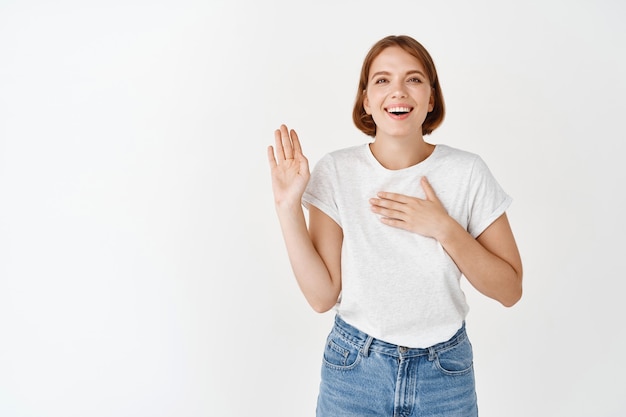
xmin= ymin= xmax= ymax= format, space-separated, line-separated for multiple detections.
xmin=276 ymin=203 xmax=340 ymax=312
xmin=437 ymin=217 xmax=523 ymax=307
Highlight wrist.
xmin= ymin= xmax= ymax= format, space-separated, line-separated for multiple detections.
xmin=434 ymin=215 xmax=462 ymax=244
xmin=275 ymin=198 xmax=304 ymax=214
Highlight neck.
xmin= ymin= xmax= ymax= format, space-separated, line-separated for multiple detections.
xmin=369 ymin=134 xmax=434 ymax=170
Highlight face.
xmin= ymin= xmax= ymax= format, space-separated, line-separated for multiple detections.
xmin=363 ymin=46 xmax=434 ymax=139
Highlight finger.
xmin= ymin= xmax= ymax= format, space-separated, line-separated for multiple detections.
xmin=274 ymin=128 xmax=286 ymax=161
xmin=420 ymin=177 xmax=439 ymax=202
xmin=379 ymin=216 xmax=407 ymax=230
xmin=267 ymin=145 xmax=277 ymax=169
xmin=280 ymin=124 xmax=294 ymax=160
xmin=370 ymin=197 xmax=396 ymax=209
xmin=371 ymin=205 xmax=405 ymax=220
xmin=370 ymin=198 xmax=407 ymax=216
xmin=376 ymin=191 xmax=409 ymax=204
xmin=290 ymin=129 xmax=303 ymax=156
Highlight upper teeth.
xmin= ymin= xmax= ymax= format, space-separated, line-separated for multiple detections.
xmin=388 ymin=107 xmax=411 ymax=113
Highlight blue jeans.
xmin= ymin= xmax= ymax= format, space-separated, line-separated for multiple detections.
xmin=316 ymin=315 xmax=478 ymax=417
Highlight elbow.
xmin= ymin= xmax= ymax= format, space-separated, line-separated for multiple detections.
xmin=308 ymin=294 xmax=338 ymax=314
xmin=500 ymin=290 xmax=522 ymax=307
xmin=500 ymin=277 xmax=523 ymax=308
xmin=310 ymin=299 xmax=336 ymax=314
xmin=307 ymin=284 xmax=341 ymax=313
xmin=311 ymin=304 xmax=333 ymax=314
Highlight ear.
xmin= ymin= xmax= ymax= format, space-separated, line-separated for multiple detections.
xmin=363 ymin=90 xmax=371 ymax=115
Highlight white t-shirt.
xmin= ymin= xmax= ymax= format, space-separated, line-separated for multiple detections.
xmin=302 ymin=143 xmax=512 ymax=348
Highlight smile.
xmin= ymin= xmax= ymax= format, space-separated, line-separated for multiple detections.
xmin=386 ymin=106 xmax=413 ymax=117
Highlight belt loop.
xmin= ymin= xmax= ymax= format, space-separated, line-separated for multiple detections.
xmin=428 ymin=346 xmax=436 ymax=362
xmin=362 ymin=336 xmax=374 ymax=357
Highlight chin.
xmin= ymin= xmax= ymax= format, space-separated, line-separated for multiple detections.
xmin=382 ymin=128 xmax=419 ymax=139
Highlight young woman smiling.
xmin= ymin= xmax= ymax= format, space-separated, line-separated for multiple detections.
xmin=268 ymin=35 xmax=522 ymax=417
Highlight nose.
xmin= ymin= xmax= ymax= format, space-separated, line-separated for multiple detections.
xmin=390 ymin=80 xmax=408 ymax=98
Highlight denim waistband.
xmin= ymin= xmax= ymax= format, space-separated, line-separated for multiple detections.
xmin=332 ymin=314 xmax=467 ymax=359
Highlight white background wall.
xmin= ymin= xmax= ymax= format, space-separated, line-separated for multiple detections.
xmin=1 ymin=0 xmax=625 ymax=416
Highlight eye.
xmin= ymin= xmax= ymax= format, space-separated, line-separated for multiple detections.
xmin=374 ymin=78 xmax=388 ymax=84
xmin=408 ymin=77 xmax=422 ymax=83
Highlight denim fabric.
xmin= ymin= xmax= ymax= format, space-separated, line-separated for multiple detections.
xmin=316 ymin=315 xmax=478 ymax=417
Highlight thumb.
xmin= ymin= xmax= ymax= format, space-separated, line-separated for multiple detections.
xmin=420 ymin=176 xmax=440 ymax=202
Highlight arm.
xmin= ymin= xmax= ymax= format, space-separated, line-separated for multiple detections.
xmin=437 ymin=212 xmax=522 ymax=307
xmin=267 ymin=125 xmax=342 ymax=313
xmin=370 ymin=177 xmax=523 ymax=307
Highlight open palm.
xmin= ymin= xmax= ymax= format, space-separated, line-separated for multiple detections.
xmin=267 ymin=125 xmax=310 ymax=206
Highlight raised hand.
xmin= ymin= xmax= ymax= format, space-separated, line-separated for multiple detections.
xmin=369 ymin=177 xmax=451 ymax=239
xmin=267 ymin=124 xmax=310 ymax=207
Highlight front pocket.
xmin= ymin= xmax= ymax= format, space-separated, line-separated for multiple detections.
xmin=434 ymin=336 xmax=474 ymax=376
xmin=322 ymin=332 xmax=361 ymax=370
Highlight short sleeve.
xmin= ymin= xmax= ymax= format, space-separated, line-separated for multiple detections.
xmin=302 ymin=154 xmax=342 ymax=227
xmin=467 ymin=156 xmax=512 ymax=238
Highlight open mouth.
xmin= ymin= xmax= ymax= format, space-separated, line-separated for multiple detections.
xmin=386 ymin=106 xmax=413 ymax=116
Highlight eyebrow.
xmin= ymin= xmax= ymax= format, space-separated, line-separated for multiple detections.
xmin=370 ymin=70 xmax=427 ymax=79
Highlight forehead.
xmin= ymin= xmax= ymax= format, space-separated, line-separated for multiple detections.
xmin=369 ymin=46 xmax=427 ymax=75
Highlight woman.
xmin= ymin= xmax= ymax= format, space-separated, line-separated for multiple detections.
xmin=267 ymin=35 xmax=522 ymax=416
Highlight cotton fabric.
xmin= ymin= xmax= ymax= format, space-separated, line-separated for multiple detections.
xmin=302 ymin=143 xmax=511 ymax=348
